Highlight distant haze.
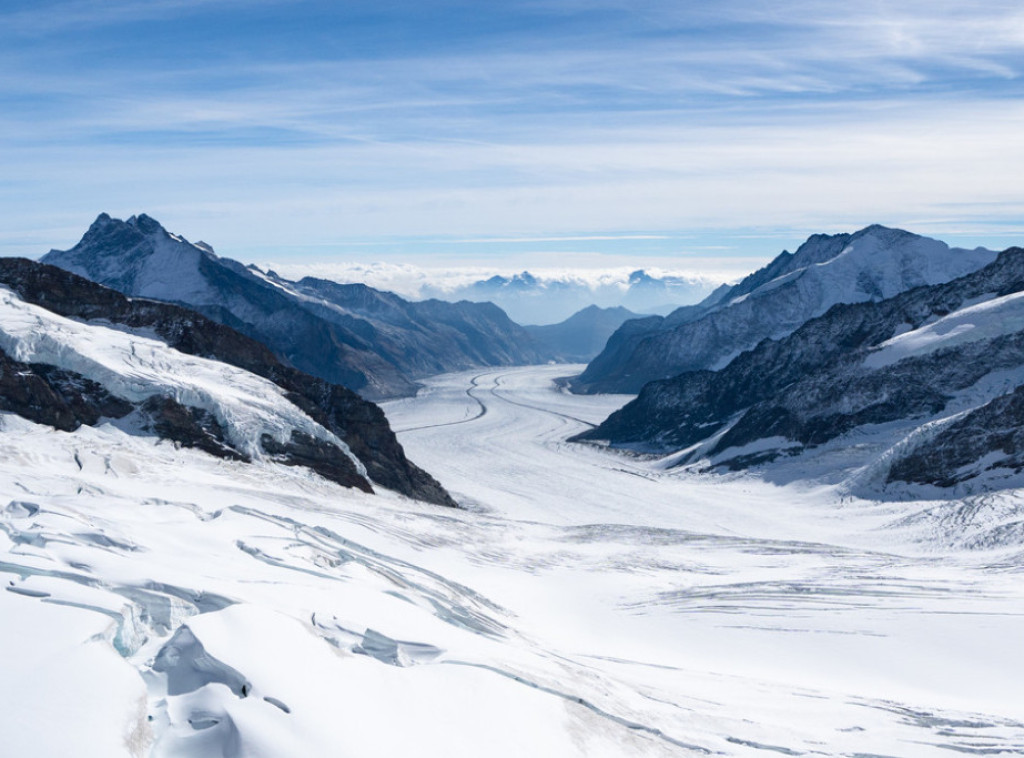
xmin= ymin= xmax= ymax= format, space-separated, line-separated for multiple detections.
xmin=263 ymin=262 xmax=726 ymax=324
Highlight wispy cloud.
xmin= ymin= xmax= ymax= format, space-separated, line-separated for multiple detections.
xmin=1 ymin=1 xmax=1022 ymax=265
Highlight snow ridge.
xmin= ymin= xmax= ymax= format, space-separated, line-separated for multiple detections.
xmin=0 ymin=286 xmax=362 ymax=471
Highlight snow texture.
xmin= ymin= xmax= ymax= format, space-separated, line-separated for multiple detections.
xmin=574 ymin=225 xmax=999 ymax=393
xmin=0 ymin=285 xmax=361 ymax=470
xmin=3 ymin=365 xmax=1023 ymax=757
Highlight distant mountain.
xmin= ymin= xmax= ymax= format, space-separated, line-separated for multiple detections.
xmin=0 ymin=257 xmax=454 ymax=506
xmin=445 ymin=269 xmax=718 ymax=324
xmin=523 ymin=305 xmax=642 ymax=362
xmin=569 ymin=225 xmax=998 ymax=394
xmin=574 ymin=245 xmax=1024 ymax=493
xmin=42 ymin=214 xmax=549 ymax=400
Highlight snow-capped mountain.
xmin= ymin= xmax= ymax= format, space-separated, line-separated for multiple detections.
xmin=0 ymin=257 xmax=453 ymax=506
xmin=523 ymin=305 xmax=642 ymax=362
xmin=4 ymin=256 xmax=1024 ymax=755
xmin=574 ymin=245 xmax=1024 ymax=494
xmin=437 ymin=268 xmax=718 ymax=324
xmin=570 ymin=226 xmax=998 ymax=394
xmin=41 ymin=214 xmax=550 ymax=400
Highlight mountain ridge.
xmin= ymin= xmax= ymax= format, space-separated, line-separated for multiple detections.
xmin=570 ymin=225 xmax=998 ymax=394
xmin=573 ymin=245 xmax=1024 ymax=494
xmin=0 ymin=257 xmax=454 ymax=506
xmin=42 ymin=214 xmax=550 ymax=400
xmin=523 ymin=305 xmax=642 ymax=362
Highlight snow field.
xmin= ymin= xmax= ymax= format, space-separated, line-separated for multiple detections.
xmin=1 ymin=363 xmax=1023 ymax=755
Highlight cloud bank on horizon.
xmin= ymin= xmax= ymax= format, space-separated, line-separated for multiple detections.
xmin=262 ymin=259 xmax=726 ymax=323
xmin=2 ymin=0 xmax=1023 ymax=267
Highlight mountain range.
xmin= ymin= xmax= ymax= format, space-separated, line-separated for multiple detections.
xmin=42 ymin=214 xmax=551 ymax=400
xmin=445 ymin=269 xmax=717 ymax=324
xmin=24 ymin=214 xmax=1024 ymax=495
xmin=574 ymin=243 xmax=1024 ymax=494
xmin=569 ymin=226 xmax=998 ymax=394
xmin=0 ymin=257 xmax=453 ymax=506
xmin=523 ymin=305 xmax=641 ymax=363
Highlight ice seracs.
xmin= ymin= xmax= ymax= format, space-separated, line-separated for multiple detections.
xmin=0 ymin=257 xmax=455 ymax=505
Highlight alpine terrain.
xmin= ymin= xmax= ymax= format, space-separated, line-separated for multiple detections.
xmin=523 ymin=305 xmax=642 ymax=362
xmin=42 ymin=214 xmax=550 ymax=400
xmin=575 ymin=244 xmax=1024 ymax=494
xmin=0 ymin=257 xmax=452 ymax=506
xmin=570 ymin=225 xmax=998 ymax=394
xmin=3 ymin=224 xmax=1024 ymax=758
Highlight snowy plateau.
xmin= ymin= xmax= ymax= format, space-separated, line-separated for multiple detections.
xmin=3 ymin=354 xmax=1024 ymax=755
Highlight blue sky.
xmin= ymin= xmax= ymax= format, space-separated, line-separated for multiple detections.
xmin=2 ymin=0 xmax=1023 ymax=276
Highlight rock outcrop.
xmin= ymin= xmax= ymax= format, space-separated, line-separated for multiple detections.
xmin=574 ymin=247 xmax=1024 ymax=491
xmin=0 ymin=257 xmax=454 ymax=505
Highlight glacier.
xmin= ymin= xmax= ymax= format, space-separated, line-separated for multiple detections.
xmin=2 ymin=363 xmax=1024 ymax=756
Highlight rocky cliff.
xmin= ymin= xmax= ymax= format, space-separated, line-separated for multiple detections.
xmin=0 ymin=257 xmax=454 ymax=506
xmin=574 ymin=247 xmax=1024 ymax=492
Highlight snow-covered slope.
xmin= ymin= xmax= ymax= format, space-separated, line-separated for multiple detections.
xmin=0 ymin=257 xmax=454 ymax=505
xmin=42 ymin=214 xmax=550 ymax=400
xmin=5 ymin=365 xmax=1024 ymax=757
xmin=0 ymin=287 xmax=351 ymax=464
xmin=571 ymin=226 xmax=998 ymax=394
xmin=576 ymin=245 xmax=1024 ymax=495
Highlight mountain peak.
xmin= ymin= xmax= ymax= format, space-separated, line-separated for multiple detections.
xmin=849 ymin=223 xmax=919 ymax=244
xmin=125 ymin=213 xmax=165 ymax=235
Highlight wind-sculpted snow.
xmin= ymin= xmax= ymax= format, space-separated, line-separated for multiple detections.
xmin=572 ymin=225 xmax=998 ymax=394
xmin=2 ymin=366 xmax=1024 ymax=755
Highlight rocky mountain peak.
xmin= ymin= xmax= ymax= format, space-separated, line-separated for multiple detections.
xmin=41 ymin=215 xmax=553 ymax=400
xmin=126 ymin=213 xmax=164 ymax=235
xmin=572 ymin=225 xmax=999 ymax=395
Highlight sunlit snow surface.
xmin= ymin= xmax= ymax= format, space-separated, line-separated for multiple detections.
xmin=3 ymin=365 xmax=1024 ymax=756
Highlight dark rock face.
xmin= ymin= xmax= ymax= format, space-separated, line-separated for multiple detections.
xmin=0 ymin=257 xmax=455 ymax=506
xmin=260 ymin=431 xmax=373 ymax=493
xmin=570 ymin=226 xmax=996 ymax=394
xmin=41 ymin=214 xmax=549 ymax=400
xmin=139 ymin=395 xmax=250 ymax=463
xmin=576 ymin=247 xmax=1024 ymax=489
xmin=888 ymin=385 xmax=1024 ymax=487
xmin=0 ymin=351 xmax=133 ymax=431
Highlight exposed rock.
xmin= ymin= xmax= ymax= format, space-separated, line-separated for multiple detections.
xmin=0 ymin=350 xmax=133 ymax=431
xmin=888 ymin=384 xmax=1024 ymax=487
xmin=570 ymin=226 xmax=997 ymax=394
xmin=260 ymin=431 xmax=372 ymax=493
xmin=0 ymin=258 xmax=455 ymax=506
xmin=575 ymin=246 xmax=1024 ymax=491
xmin=41 ymin=214 xmax=549 ymax=400
xmin=139 ymin=395 xmax=250 ymax=463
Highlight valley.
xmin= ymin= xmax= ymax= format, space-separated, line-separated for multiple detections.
xmin=5 ymin=364 xmax=1022 ymax=756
